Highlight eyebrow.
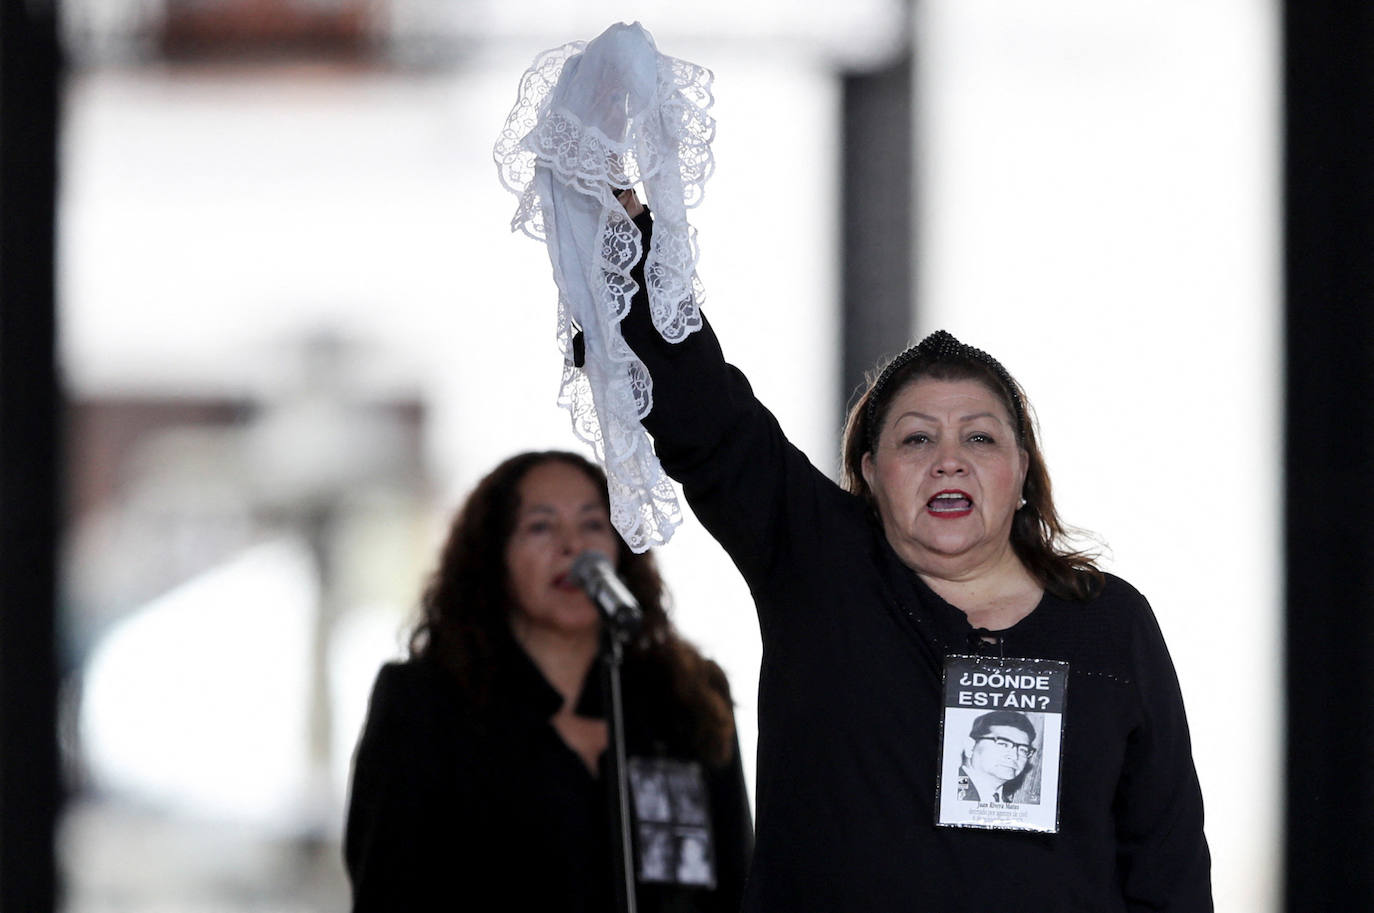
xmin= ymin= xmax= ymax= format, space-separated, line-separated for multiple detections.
xmin=519 ymin=502 xmax=604 ymax=516
xmin=989 ymin=735 xmax=1032 ymax=747
xmin=893 ymin=410 xmax=1005 ymax=424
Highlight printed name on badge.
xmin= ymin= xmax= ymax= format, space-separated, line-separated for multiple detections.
xmin=935 ymin=655 xmax=1069 ymax=833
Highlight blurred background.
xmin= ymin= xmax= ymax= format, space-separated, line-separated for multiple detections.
xmin=2 ymin=0 xmax=1338 ymax=910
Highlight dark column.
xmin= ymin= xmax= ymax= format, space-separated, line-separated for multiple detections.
xmin=0 ymin=0 xmax=62 ymax=911
xmin=1284 ymin=3 xmax=1374 ymax=910
xmin=840 ymin=30 xmax=915 ymax=422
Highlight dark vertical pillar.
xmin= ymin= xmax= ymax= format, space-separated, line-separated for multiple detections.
xmin=0 ymin=0 xmax=62 ymax=911
xmin=1284 ymin=3 xmax=1374 ymax=910
xmin=840 ymin=21 xmax=915 ymax=421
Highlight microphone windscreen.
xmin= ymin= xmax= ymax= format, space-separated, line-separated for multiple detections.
xmin=570 ymin=550 xmax=612 ymax=590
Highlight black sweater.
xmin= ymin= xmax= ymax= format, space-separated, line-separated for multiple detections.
xmin=621 ymin=211 xmax=1212 ymax=912
xmin=344 ymin=648 xmax=753 ymax=912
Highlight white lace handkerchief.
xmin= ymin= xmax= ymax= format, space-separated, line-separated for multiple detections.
xmin=494 ymin=21 xmax=715 ymax=552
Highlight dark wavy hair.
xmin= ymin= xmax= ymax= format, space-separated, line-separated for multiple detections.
xmin=409 ymin=450 xmax=736 ymax=766
xmin=840 ymin=347 xmax=1102 ymax=601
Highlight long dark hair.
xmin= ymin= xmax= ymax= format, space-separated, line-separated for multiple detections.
xmin=841 ymin=340 xmax=1103 ymax=601
xmin=410 ymin=450 xmax=736 ymax=765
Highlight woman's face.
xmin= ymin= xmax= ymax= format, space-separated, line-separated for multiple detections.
xmin=861 ymin=377 xmax=1027 ymax=577
xmin=504 ymin=460 xmax=621 ymax=639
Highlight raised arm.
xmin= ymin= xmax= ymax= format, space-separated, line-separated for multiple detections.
xmin=615 ymin=202 xmax=851 ymax=584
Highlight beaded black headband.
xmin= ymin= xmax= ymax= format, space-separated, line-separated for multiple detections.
xmin=865 ymin=329 xmax=1026 ymax=448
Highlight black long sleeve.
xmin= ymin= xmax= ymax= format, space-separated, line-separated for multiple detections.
xmin=344 ymin=655 xmax=754 ymax=913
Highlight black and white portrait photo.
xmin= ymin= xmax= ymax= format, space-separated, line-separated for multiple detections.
xmin=629 ymin=758 xmax=718 ymax=888
xmin=955 ymin=709 xmax=1041 ymax=804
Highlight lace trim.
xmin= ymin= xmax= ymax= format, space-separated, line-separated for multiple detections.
xmin=494 ymin=22 xmax=715 ymax=552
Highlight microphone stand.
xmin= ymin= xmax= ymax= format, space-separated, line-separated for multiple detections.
xmin=600 ymin=614 xmax=638 ymax=913
xmin=571 ymin=551 xmax=644 ymax=913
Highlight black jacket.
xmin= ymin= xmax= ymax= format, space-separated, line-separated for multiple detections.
xmin=345 ymin=648 xmax=753 ymax=912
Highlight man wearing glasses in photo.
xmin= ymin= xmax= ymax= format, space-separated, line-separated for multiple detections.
xmin=957 ymin=710 xmax=1040 ymax=804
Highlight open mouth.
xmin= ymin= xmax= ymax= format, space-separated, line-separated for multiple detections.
xmin=927 ymin=490 xmax=973 ymax=517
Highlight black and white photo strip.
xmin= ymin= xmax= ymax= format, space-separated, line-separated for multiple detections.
xmin=629 ymin=758 xmax=717 ymax=888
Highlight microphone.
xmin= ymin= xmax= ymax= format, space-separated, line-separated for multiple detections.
xmin=570 ymin=550 xmax=643 ymax=633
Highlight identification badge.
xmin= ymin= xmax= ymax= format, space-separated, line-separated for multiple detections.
xmin=627 ymin=757 xmax=716 ymax=888
xmin=935 ymin=655 xmax=1068 ymax=833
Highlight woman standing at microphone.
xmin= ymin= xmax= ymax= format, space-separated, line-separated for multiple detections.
xmin=344 ymin=450 xmax=752 ymax=912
